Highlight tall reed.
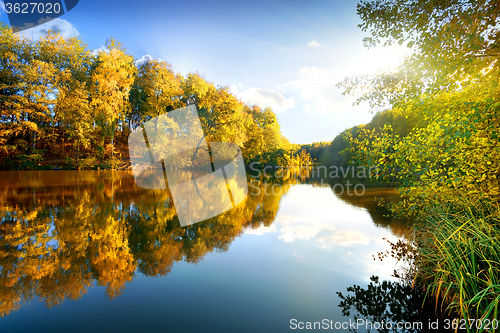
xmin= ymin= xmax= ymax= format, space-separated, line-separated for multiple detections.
xmin=414 ymin=198 xmax=500 ymax=331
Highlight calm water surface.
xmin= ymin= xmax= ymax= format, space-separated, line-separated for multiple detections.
xmin=0 ymin=171 xmax=410 ymax=332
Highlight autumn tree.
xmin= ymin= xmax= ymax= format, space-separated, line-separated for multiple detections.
xmin=181 ymin=73 xmax=249 ymax=146
xmin=90 ymin=39 xmax=136 ymax=162
xmin=0 ymin=26 xmax=93 ymax=168
xmin=0 ymin=29 xmax=296 ymax=170
xmin=51 ymin=32 xmax=93 ymax=165
xmin=0 ymin=26 xmax=59 ymax=166
xmin=242 ymin=105 xmax=291 ymax=165
xmin=132 ymin=59 xmax=184 ymax=123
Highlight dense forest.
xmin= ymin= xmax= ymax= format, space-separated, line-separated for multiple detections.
xmin=0 ymin=23 xmax=313 ymax=170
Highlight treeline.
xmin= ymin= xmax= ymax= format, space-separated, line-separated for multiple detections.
xmin=297 ymin=141 xmax=329 ymax=164
xmin=318 ymin=128 xmax=357 ymax=167
xmin=320 ymin=74 xmax=500 ymax=215
xmin=0 ymin=24 xmax=311 ymax=170
xmin=317 ymin=108 xmax=410 ymax=167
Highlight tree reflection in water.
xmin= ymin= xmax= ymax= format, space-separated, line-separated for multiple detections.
xmin=337 ymin=276 xmax=465 ymax=333
xmin=337 ymin=276 xmax=423 ymax=333
xmin=0 ymin=170 xmax=298 ymax=316
xmin=0 ymin=169 xmax=412 ymax=318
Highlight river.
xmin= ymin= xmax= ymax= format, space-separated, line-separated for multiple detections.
xmin=0 ymin=170 xmax=413 ymax=332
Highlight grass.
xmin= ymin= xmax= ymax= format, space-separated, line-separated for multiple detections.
xmin=413 ymin=197 xmax=500 ymax=331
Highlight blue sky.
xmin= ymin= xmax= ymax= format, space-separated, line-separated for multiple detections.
xmin=0 ymin=0 xmax=410 ymax=144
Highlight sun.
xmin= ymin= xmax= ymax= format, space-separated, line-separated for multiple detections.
xmin=358 ymin=44 xmax=413 ymax=75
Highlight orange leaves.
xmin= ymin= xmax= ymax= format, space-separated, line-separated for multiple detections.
xmin=135 ymin=59 xmax=184 ymax=119
xmin=90 ymin=216 xmax=135 ymax=299
xmin=90 ymin=45 xmax=136 ymax=126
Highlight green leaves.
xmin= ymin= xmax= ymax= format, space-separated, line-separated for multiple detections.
xmin=342 ymin=0 xmax=500 ymax=111
xmin=343 ymin=80 xmax=500 ymax=217
xmin=333 ymin=0 xmax=500 ymax=219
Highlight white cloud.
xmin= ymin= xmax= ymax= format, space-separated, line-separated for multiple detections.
xmin=230 ymin=81 xmax=244 ymax=94
xmin=245 ymin=214 xmax=332 ymax=241
xmin=244 ymin=225 xmax=276 ymax=236
xmin=135 ymin=54 xmax=154 ymax=67
xmin=91 ymin=46 xmax=109 ymax=57
xmin=236 ymin=87 xmax=295 ymax=113
xmin=0 ymin=1 xmax=5 ymax=13
xmin=134 ymin=55 xmax=166 ymax=67
xmin=307 ymin=40 xmax=321 ymax=48
xmin=282 ymin=66 xmax=355 ymax=114
xmin=244 ymin=213 xmax=372 ymax=246
xmin=277 ymin=220 xmax=327 ymax=242
xmin=230 ymin=85 xmax=239 ymax=94
xmin=276 ymin=44 xmax=412 ymax=117
xmin=318 ymin=230 xmax=370 ymax=247
xmin=18 ymin=18 xmax=79 ymax=39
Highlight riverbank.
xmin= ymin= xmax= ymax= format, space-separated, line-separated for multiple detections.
xmin=1 ymin=157 xmax=132 ymax=171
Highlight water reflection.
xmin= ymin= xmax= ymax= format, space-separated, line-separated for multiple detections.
xmin=337 ymin=276 xmax=464 ymax=333
xmin=337 ymin=276 xmax=423 ymax=333
xmin=0 ymin=170 xmax=408 ymax=319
